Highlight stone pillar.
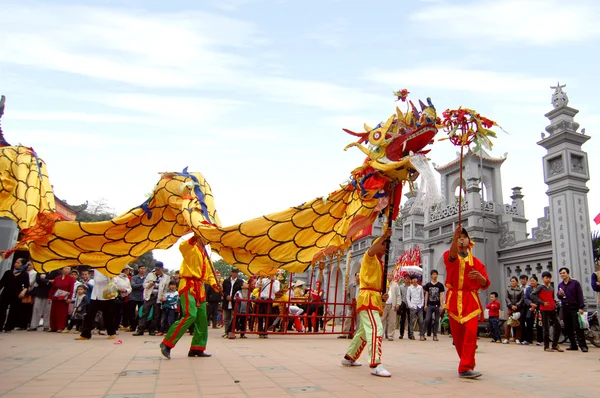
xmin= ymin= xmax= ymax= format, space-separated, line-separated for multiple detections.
xmin=0 ymin=218 xmax=19 ymax=275
xmin=510 ymin=187 xmax=528 ymax=241
xmin=537 ymin=83 xmax=595 ymax=303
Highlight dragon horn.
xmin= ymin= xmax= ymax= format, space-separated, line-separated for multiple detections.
xmin=343 ymin=128 xmax=369 ymax=144
xmin=409 ymin=100 xmax=419 ymax=119
xmin=382 ymin=113 xmax=396 ymax=132
xmin=426 ymin=97 xmax=435 ymax=110
xmin=419 ymin=99 xmax=427 ymax=111
xmin=364 ymin=123 xmax=373 ymax=132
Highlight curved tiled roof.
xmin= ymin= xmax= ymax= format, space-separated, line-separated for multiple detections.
xmin=434 ymin=148 xmax=506 ymax=171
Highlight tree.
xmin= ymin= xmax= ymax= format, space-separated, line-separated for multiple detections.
xmin=131 ymin=251 xmax=156 ymax=271
xmin=76 ymin=198 xmax=117 ymax=222
xmin=213 ymin=259 xmax=233 ymax=279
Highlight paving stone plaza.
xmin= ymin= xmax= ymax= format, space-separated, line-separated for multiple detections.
xmin=0 ymin=328 xmax=597 ymax=398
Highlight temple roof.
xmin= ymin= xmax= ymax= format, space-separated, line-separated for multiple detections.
xmin=434 ymin=148 xmax=506 ymax=172
xmin=55 ymin=196 xmax=88 ymax=215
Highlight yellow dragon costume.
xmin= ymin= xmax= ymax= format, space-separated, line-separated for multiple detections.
xmin=0 ymin=93 xmax=440 ymax=276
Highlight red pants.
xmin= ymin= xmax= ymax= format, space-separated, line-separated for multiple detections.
xmin=449 ymin=316 xmax=478 ymax=373
xmin=50 ymin=300 xmax=69 ymax=331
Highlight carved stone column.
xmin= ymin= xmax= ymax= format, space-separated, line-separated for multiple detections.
xmin=537 ymin=83 xmax=595 ymax=303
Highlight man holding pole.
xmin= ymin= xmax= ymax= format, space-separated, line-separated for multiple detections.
xmin=160 ymin=236 xmax=221 ymax=359
xmin=444 ymin=225 xmax=490 ymax=379
xmin=341 ymin=228 xmax=392 ymax=377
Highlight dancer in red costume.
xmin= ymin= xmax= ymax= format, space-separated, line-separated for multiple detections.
xmin=444 ymin=225 xmax=490 ymax=379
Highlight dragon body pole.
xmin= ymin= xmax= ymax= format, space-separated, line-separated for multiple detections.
xmin=381 ymin=184 xmax=397 ymax=294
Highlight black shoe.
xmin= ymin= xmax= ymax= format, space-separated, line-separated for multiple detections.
xmin=160 ymin=343 xmax=171 ymax=359
xmin=581 ymin=347 xmax=588 ymax=353
xmin=148 ymin=331 xmax=157 ymax=336
xmin=132 ymin=331 xmax=144 ymax=336
xmin=459 ymin=370 xmax=482 ymax=379
xmin=566 ymin=346 xmax=578 ymax=351
xmin=188 ymin=350 xmax=211 ymax=357
xmin=27 ymin=328 xmax=37 ymax=331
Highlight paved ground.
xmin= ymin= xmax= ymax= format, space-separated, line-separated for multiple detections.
xmin=0 ymin=329 xmax=597 ymax=398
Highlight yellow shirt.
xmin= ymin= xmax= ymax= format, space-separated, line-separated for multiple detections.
xmin=274 ymin=293 xmax=289 ymax=307
xmin=178 ymin=240 xmax=217 ymax=301
xmin=356 ymin=252 xmax=384 ymax=315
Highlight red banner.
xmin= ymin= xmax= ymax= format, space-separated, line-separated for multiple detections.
xmin=354 ymin=224 xmax=373 ymax=240
xmin=594 ymin=212 xmax=600 ymax=225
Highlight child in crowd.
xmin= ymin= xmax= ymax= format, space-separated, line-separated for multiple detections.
xmin=486 ymin=292 xmax=502 ymax=343
xmin=65 ymin=285 xmax=88 ymax=333
xmin=531 ymin=272 xmax=564 ymax=352
xmin=234 ymin=282 xmax=250 ymax=338
xmin=159 ymin=281 xmax=179 ymax=336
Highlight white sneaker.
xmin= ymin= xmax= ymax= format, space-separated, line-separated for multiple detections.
xmin=371 ymin=364 xmax=391 ymax=377
xmin=341 ymin=358 xmax=362 ymax=367
xmin=502 ymin=339 xmax=509 ymax=344
xmin=515 ymin=339 xmax=520 ymax=345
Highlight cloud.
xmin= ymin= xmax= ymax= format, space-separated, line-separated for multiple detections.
xmin=9 ymin=129 xmax=145 ymax=149
xmin=410 ymin=0 xmax=600 ymax=45
xmin=306 ymin=18 xmax=349 ymax=48
xmin=0 ymin=3 xmax=260 ymax=89
xmin=250 ymin=77 xmax=383 ymax=111
xmin=364 ymin=67 xmax=555 ymax=100
xmin=0 ymin=3 xmax=380 ymax=114
xmin=9 ymin=110 xmax=159 ymax=125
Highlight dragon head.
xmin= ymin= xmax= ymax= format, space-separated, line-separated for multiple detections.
xmin=344 ymin=96 xmax=439 ymax=165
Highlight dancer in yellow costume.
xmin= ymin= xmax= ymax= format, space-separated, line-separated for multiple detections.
xmin=160 ymin=236 xmax=221 ymax=359
xmin=342 ymin=228 xmax=392 ymax=377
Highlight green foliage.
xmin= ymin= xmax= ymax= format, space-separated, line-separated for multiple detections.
xmin=213 ymin=259 xmax=233 ymax=278
xmin=131 ymin=251 xmax=156 ymax=270
xmin=213 ymin=258 xmax=247 ymax=280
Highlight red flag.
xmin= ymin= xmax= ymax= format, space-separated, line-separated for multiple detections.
xmin=594 ymin=212 xmax=600 ymax=225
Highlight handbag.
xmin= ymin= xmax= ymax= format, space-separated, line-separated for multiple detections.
xmin=54 ymin=289 xmax=70 ymax=300
xmin=21 ymin=294 xmax=34 ymax=304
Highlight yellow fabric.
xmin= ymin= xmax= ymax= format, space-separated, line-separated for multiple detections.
xmin=356 ymin=253 xmax=383 ymax=315
xmin=192 ymin=182 xmax=387 ymax=276
xmin=0 ymin=146 xmax=56 ymax=230
xmin=1 ymin=108 xmax=425 ymax=278
xmin=178 ymin=240 xmax=217 ymax=298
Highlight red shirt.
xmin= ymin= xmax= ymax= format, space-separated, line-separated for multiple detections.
xmin=443 ymin=251 xmax=490 ymax=324
xmin=486 ymin=301 xmax=500 ymax=317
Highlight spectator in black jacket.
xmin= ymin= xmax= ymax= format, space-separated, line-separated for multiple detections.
xmin=0 ymin=258 xmax=30 ymax=332
xmin=28 ymin=272 xmax=53 ymax=331
xmin=205 ymin=283 xmax=222 ymax=329
xmin=221 ymin=269 xmax=243 ymax=337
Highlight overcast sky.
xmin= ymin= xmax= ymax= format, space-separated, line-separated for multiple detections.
xmin=1 ymin=0 xmax=598 ymax=269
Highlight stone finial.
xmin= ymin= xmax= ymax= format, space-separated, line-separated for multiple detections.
xmin=550 ymin=82 xmax=569 ymax=109
xmin=510 ymin=187 xmax=524 ymax=200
